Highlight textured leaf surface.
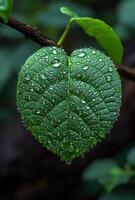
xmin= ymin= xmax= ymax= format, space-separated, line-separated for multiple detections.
xmin=16 ymin=47 xmax=121 ymax=163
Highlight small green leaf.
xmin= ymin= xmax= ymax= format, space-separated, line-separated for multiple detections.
xmin=60 ymin=6 xmax=78 ymax=18
xmin=0 ymin=0 xmax=13 ymax=23
xmin=83 ymin=158 xmax=133 ymax=192
xmin=17 ymin=47 xmax=121 ymax=163
xmin=60 ymin=7 xmax=123 ymax=64
xmin=73 ymin=17 xmax=123 ymax=64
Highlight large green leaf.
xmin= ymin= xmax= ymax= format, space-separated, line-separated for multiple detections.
xmin=16 ymin=47 xmax=121 ymax=163
xmin=0 ymin=0 xmax=13 ymax=22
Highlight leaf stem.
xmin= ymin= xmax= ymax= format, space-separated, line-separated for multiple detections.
xmin=57 ymin=18 xmax=73 ymax=46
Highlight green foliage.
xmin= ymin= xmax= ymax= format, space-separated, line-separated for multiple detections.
xmin=127 ymin=146 xmax=135 ymax=167
xmin=0 ymin=0 xmax=13 ymax=22
xmin=83 ymin=145 xmax=135 ymax=193
xmin=100 ymin=186 xmax=135 ymax=200
xmin=60 ymin=7 xmax=123 ymax=64
xmin=83 ymin=158 xmax=133 ymax=192
xmin=16 ymin=47 xmax=121 ymax=163
xmin=117 ymin=0 xmax=135 ymax=29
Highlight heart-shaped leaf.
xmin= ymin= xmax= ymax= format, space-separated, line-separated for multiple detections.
xmin=16 ymin=47 xmax=121 ymax=163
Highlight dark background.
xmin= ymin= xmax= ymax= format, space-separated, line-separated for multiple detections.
xmin=0 ymin=0 xmax=135 ymax=199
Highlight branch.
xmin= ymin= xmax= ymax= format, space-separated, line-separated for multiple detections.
xmin=1 ymin=16 xmax=135 ymax=82
xmin=0 ymin=16 xmax=56 ymax=46
xmin=118 ymin=65 xmax=135 ymax=82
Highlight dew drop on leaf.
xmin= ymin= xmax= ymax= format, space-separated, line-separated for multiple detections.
xmin=78 ymin=52 xmax=86 ymax=57
xmin=52 ymin=59 xmax=61 ymax=67
xmin=82 ymin=66 xmax=88 ymax=70
xmin=40 ymin=74 xmax=46 ymax=80
xmin=25 ymin=74 xmax=30 ymax=81
xmin=108 ymin=66 xmax=113 ymax=72
xmin=106 ymin=75 xmax=112 ymax=82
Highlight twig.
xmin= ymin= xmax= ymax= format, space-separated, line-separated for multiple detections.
xmin=1 ymin=16 xmax=135 ymax=82
xmin=0 ymin=16 xmax=56 ymax=46
xmin=118 ymin=65 xmax=135 ymax=82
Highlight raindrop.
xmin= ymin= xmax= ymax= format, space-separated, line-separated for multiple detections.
xmin=25 ymin=74 xmax=30 ymax=81
xmin=40 ymin=74 xmax=46 ymax=80
xmin=106 ymin=75 xmax=112 ymax=82
xmin=53 ymin=50 xmax=57 ymax=54
xmin=37 ymin=110 xmax=40 ymax=114
xmin=92 ymin=50 xmax=96 ymax=53
xmin=82 ymin=100 xmax=86 ymax=104
xmin=78 ymin=52 xmax=86 ymax=57
xmin=82 ymin=66 xmax=88 ymax=70
xmin=25 ymin=65 xmax=29 ymax=68
xmin=52 ymin=59 xmax=61 ymax=67
xmin=66 ymin=161 xmax=71 ymax=165
xmin=108 ymin=66 xmax=113 ymax=72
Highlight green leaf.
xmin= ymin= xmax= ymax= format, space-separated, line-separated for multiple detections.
xmin=0 ymin=0 xmax=13 ymax=23
xmin=73 ymin=17 xmax=123 ymax=64
xmin=60 ymin=6 xmax=78 ymax=18
xmin=127 ymin=146 xmax=135 ymax=166
xmin=100 ymin=186 xmax=135 ymax=200
xmin=60 ymin=7 xmax=123 ymax=64
xmin=82 ymin=159 xmax=117 ymax=181
xmin=16 ymin=47 xmax=121 ymax=163
xmin=82 ymin=158 xmax=133 ymax=192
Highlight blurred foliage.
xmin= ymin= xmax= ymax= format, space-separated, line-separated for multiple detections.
xmin=82 ymin=145 xmax=135 ymax=198
xmin=0 ymin=0 xmax=135 ymax=199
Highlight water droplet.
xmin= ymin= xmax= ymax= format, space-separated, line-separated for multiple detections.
xmin=40 ymin=74 xmax=46 ymax=80
xmin=82 ymin=100 xmax=86 ymax=104
xmin=37 ymin=110 xmax=40 ymax=114
xmin=82 ymin=66 xmax=88 ymax=70
xmin=106 ymin=75 xmax=112 ymax=82
xmin=108 ymin=66 xmax=113 ymax=72
xmin=92 ymin=98 xmax=96 ymax=102
xmin=78 ymin=52 xmax=86 ymax=57
xmin=99 ymin=59 xmax=102 ymax=62
xmin=92 ymin=50 xmax=96 ymax=53
xmin=50 ymin=86 xmax=53 ymax=90
xmin=25 ymin=74 xmax=30 ymax=81
xmin=87 ymin=106 xmax=90 ymax=110
xmin=30 ymin=88 xmax=34 ymax=92
xmin=52 ymin=59 xmax=61 ymax=67
xmin=53 ymin=50 xmax=57 ymax=54
xmin=25 ymin=65 xmax=29 ymax=68
xmin=28 ymin=96 xmax=31 ymax=100
xmin=66 ymin=161 xmax=71 ymax=165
